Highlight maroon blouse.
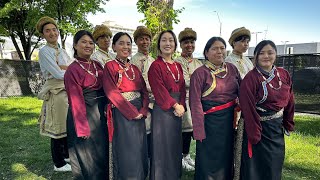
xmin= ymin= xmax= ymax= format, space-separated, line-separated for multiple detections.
xmin=189 ymin=63 xmax=241 ymax=141
xmin=64 ymin=58 xmax=104 ymax=137
xmin=239 ymin=67 xmax=295 ymax=144
xmin=148 ymin=56 xmax=186 ymax=110
xmin=103 ymin=59 xmax=149 ymax=119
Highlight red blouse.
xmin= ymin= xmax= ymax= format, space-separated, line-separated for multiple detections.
xmin=239 ymin=67 xmax=295 ymax=144
xmin=148 ymin=56 xmax=186 ymax=110
xmin=189 ymin=63 xmax=241 ymax=141
xmin=64 ymin=58 xmax=104 ymax=137
xmin=103 ymin=59 xmax=149 ymax=119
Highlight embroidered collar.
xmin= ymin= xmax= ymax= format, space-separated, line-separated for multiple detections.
xmin=116 ymin=57 xmax=129 ymax=66
xmin=138 ymin=51 xmax=149 ymax=56
xmin=181 ymin=52 xmax=193 ymax=63
xmin=46 ymin=42 xmax=59 ymax=50
xmin=98 ymin=48 xmax=110 ymax=56
xmin=256 ymin=65 xmax=276 ymax=76
xmin=231 ymin=51 xmax=243 ymax=59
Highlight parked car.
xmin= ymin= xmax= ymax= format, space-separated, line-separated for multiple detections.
xmin=293 ymin=67 xmax=320 ymax=93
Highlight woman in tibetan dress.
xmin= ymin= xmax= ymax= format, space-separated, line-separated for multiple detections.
xmin=239 ymin=40 xmax=295 ymax=180
xmin=64 ymin=30 xmax=108 ymax=179
xmin=103 ymin=32 xmax=149 ymax=179
xmin=189 ymin=37 xmax=241 ymax=180
xmin=148 ymin=30 xmax=186 ymax=180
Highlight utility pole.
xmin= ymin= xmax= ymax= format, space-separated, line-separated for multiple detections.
xmin=281 ymin=40 xmax=289 ymax=67
xmin=213 ymin=11 xmax=222 ymax=36
xmin=251 ymin=31 xmax=262 ymax=45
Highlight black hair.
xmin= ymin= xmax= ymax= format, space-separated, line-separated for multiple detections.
xmin=253 ymin=40 xmax=277 ymax=57
xmin=157 ymin=30 xmax=178 ymax=54
xmin=73 ymin=30 xmax=95 ymax=58
xmin=41 ymin=22 xmax=58 ymax=34
xmin=231 ymin=35 xmax=250 ymax=48
xmin=112 ymin=32 xmax=132 ymax=45
xmin=203 ymin=37 xmax=226 ymax=60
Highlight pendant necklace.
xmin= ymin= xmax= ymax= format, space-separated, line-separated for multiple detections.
xmin=75 ymin=58 xmax=98 ymax=77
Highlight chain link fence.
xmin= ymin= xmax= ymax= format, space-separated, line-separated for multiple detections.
xmin=250 ymin=53 xmax=320 ymax=114
xmin=1 ymin=55 xmax=319 ymax=113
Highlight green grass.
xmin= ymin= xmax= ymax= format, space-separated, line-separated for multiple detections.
xmin=0 ymin=97 xmax=319 ymax=179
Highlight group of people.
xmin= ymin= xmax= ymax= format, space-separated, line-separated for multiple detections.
xmin=36 ymin=15 xmax=295 ymax=180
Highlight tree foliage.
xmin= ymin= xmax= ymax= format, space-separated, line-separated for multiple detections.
xmin=0 ymin=0 xmax=42 ymax=60
xmin=137 ymin=0 xmax=184 ymax=56
xmin=39 ymin=0 xmax=109 ymax=49
xmin=0 ymin=0 xmax=108 ymax=60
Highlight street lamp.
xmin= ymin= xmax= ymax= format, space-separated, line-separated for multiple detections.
xmin=281 ymin=41 xmax=289 ymax=55
xmin=281 ymin=40 xmax=289 ymax=67
xmin=251 ymin=31 xmax=263 ymax=45
xmin=213 ymin=11 xmax=222 ymax=36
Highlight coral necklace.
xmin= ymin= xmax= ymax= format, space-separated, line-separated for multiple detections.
xmin=162 ymin=57 xmax=180 ymax=83
xmin=75 ymin=58 xmax=98 ymax=77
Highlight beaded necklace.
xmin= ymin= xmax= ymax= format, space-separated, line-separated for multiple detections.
xmin=256 ymin=66 xmax=282 ymax=90
xmin=115 ymin=58 xmax=135 ymax=81
xmin=162 ymin=57 xmax=180 ymax=83
xmin=75 ymin=58 xmax=98 ymax=77
xmin=181 ymin=52 xmax=194 ymax=77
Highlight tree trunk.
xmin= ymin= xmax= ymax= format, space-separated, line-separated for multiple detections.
xmin=60 ymin=31 xmax=66 ymax=49
xmin=10 ymin=34 xmax=24 ymax=60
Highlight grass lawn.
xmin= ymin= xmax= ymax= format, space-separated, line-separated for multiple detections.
xmin=0 ymin=97 xmax=319 ymax=180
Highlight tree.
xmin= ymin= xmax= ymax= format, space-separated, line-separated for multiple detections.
xmin=0 ymin=0 xmax=109 ymax=60
xmin=40 ymin=0 xmax=109 ymax=49
xmin=137 ymin=0 xmax=184 ymax=56
xmin=0 ymin=0 xmax=42 ymax=60
xmin=0 ymin=0 xmax=109 ymax=95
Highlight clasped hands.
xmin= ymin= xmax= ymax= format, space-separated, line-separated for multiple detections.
xmin=173 ymin=103 xmax=185 ymax=117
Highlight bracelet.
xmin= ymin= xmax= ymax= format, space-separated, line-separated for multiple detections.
xmin=173 ymin=103 xmax=178 ymax=108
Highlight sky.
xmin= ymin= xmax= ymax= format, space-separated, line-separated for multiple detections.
xmin=86 ymin=0 xmax=320 ymax=57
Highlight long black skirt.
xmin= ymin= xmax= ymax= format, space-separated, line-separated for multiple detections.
xmin=112 ymin=97 xmax=148 ymax=179
xmin=67 ymin=89 xmax=108 ymax=180
xmin=150 ymin=93 xmax=182 ymax=180
xmin=240 ymin=113 xmax=285 ymax=180
xmin=194 ymin=100 xmax=234 ymax=180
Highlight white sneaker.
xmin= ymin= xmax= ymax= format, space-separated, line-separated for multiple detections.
xmin=54 ymin=163 xmax=72 ymax=172
xmin=184 ymin=154 xmax=195 ymax=167
xmin=64 ymin=158 xmax=70 ymax=163
xmin=182 ymin=158 xmax=195 ymax=171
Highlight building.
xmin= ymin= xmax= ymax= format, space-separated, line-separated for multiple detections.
xmin=248 ymin=42 xmax=320 ymax=56
xmin=0 ymin=36 xmax=39 ymax=60
xmin=102 ymin=21 xmax=138 ymax=55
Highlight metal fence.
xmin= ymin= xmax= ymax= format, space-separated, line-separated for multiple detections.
xmin=250 ymin=54 xmax=320 ymax=114
xmin=1 ymin=55 xmax=319 ymax=113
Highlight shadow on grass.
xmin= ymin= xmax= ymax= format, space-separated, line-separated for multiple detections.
xmin=0 ymin=103 xmax=72 ymax=179
xmin=294 ymin=119 xmax=320 ymax=137
xmin=283 ymin=163 xmax=320 ymax=180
